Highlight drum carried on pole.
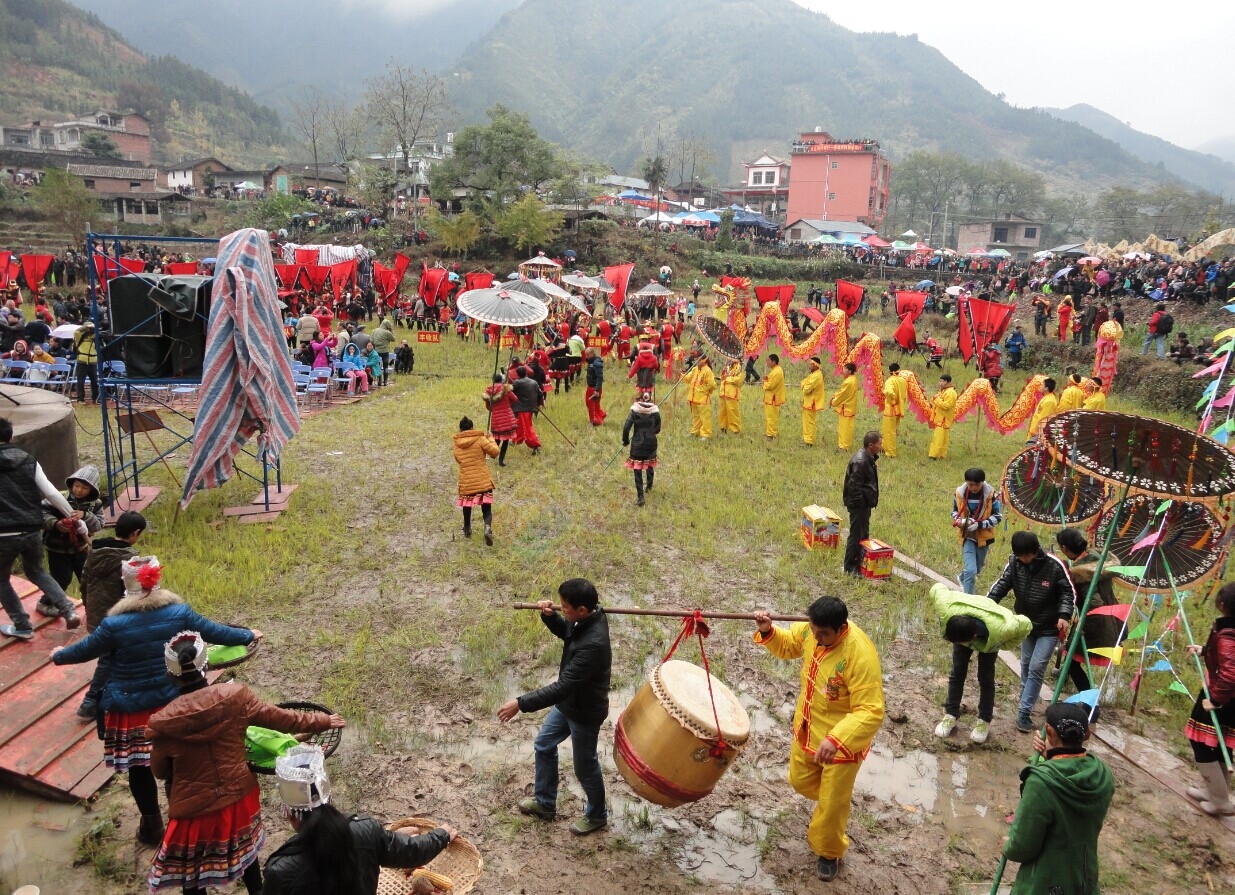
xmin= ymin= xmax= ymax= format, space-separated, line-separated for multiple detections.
xmin=614 ymin=659 xmax=750 ymax=807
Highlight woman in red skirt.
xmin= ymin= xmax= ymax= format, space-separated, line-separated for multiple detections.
xmin=1183 ymin=582 xmax=1235 ymax=815
xmin=52 ymin=557 xmax=259 ymax=846
xmin=484 ymin=374 xmax=519 ymax=466
xmin=146 ymin=632 xmax=344 ymax=894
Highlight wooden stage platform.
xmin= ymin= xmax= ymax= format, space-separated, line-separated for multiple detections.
xmin=0 ymin=576 xmax=112 ymax=802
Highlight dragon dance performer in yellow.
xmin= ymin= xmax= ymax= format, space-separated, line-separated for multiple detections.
xmin=830 ymin=362 xmax=859 ymax=452
xmin=880 ymin=363 xmax=907 ymax=457
xmin=762 ymin=354 xmax=786 ymax=438
xmin=753 ymin=597 xmax=884 ymax=883
xmin=718 ymin=359 xmax=743 ymax=433
xmin=684 ymin=355 xmax=716 ymax=439
xmin=1082 ymin=377 xmax=1107 ymax=410
xmin=799 ymin=356 xmax=826 ymax=446
xmin=928 ymin=374 xmax=958 ymax=460
xmin=1057 ymin=373 xmax=1086 ymax=412
xmin=1027 ymin=377 xmax=1058 ymax=442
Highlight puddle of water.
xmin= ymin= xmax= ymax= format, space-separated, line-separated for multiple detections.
xmin=0 ymin=787 xmax=89 ymax=893
xmin=855 ymin=744 xmax=939 ymax=814
xmin=674 ymin=808 xmax=779 ymax=893
xmin=738 ymin=695 xmax=782 ymax=736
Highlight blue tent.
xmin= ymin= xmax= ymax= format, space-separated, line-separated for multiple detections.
xmin=732 ymin=210 xmax=779 ymax=232
xmin=617 ymin=189 xmax=651 ymax=200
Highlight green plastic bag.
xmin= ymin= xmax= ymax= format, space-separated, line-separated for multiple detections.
xmin=208 ymin=644 xmax=248 ymax=665
xmin=245 ymin=726 xmax=301 ymax=770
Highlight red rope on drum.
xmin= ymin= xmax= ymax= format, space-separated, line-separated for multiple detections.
xmin=661 ymin=610 xmax=730 ymax=759
xmin=614 ymin=716 xmax=713 ymax=805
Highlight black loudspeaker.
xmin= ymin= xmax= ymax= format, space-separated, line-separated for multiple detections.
xmin=107 ymin=275 xmax=210 ymax=378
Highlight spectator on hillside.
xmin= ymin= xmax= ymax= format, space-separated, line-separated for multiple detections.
xmin=1141 ymin=303 xmax=1170 ymax=359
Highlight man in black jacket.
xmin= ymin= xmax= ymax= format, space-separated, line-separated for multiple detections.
xmin=986 ymin=531 xmax=1077 ymax=733
xmin=499 ymin=578 xmax=611 ymax=835
xmin=841 ymin=431 xmax=882 ymax=576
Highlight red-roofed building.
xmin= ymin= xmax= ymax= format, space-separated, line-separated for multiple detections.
xmin=784 ymin=130 xmax=890 ymax=229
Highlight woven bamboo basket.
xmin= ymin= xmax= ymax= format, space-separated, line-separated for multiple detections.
xmin=375 ymin=817 xmax=482 ymax=895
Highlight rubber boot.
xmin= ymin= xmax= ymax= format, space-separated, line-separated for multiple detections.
xmin=1198 ymin=761 xmax=1235 ymax=816
xmin=138 ymin=812 xmax=165 ymax=846
xmin=484 ymin=523 xmax=493 ymax=547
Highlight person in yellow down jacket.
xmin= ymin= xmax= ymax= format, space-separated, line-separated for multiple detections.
xmin=1082 ymin=377 xmax=1107 ymax=411
xmin=1026 ymin=377 xmax=1058 ymax=442
xmin=1057 ymin=373 xmax=1087 ymax=412
xmin=754 ymin=597 xmax=884 ymax=884
xmin=928 ymin=373 xmax=957 ymax=460
xmin=718 ymin=360 xmax=744 ymax=434
xmin=685 ymin=355 xmax=716 ymax=439
xmin=453 ymin=416 xmax=500 ymax=545
xmin=799 ymin=356 xmax=826 ymax=446
xmin=880 ymin=363 xmax=907 ymax=457
xmin=830 ymin=362 xmax=859 ymax=452
xmin=762 ymin=354 xmax=786 ymax=438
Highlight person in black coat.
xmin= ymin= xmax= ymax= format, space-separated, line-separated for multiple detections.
xmin=621 ymin=397 xmax=661 ymax=506
xmin=841 ymin=431 xmax=882 ymax=576
xmin=498 ymin=579 xmax=611 ymax=836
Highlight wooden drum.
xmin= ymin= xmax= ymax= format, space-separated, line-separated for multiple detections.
xmin=614 ymin=659 xmax=750 ymax=807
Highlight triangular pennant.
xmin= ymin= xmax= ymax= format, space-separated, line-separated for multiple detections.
xmin=1193 ymin=360 xmax=1226 ymax=378
xmin=1131 ymin=531 xmax=1161 ymax=552
xmin=1087 ymin=604 xmax=1133 ymax=621
xmin=1128 ymin=620 xmax=1149 ymax=639
xmin=1065 ymin=688 xmax=1101 ymax=706
xmin=1214 ymin=428 xmax=1230 ymax=446
xmin=1215 ymin=343 xmax=1233 ymax=356
xmin=1156 ymin=500 xmax=1171 ymax=516
xmin=1213 ymin=386 xmax=1235 ymax=409
xmin=1214 ymin=327 xmax=1235 ymax=342
xmin=1088 ymin=646 xmax=1124 ymax=664
xmin=1129 ymin=671 xmax=1142 ymax=693
xmin=1168 ymin=680 xmax=1192 ymax=696
xmin=1105 ymin=565 xmax=1148 ymax=577
xmin=1146 ymin=659 xmax=1173 ymax=672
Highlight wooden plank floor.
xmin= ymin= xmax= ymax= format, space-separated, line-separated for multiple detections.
xmin=0 ymin=576 xmax=110 ymax=802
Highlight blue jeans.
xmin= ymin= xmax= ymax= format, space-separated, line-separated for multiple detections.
xmin=1141 ymin=333 xmax=1165 ymax=358
xmin=532 ymin=707 xmax=606 ymax=821
xmin=1018 ymin=633 xmax=1058 ymax=717
xmin=0 ymin=531 xmax=74 ymax=631
xmin=959 ymin=539 xmax=990 ymax=595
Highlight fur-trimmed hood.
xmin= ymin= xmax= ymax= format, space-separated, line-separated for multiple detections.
xmin=108 ymin=588 xmax=183 ymax=617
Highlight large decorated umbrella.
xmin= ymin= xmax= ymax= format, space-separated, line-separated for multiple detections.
xmin=1001 ymin=446 xmax=1107 ymax=525
xmin=562 ymin=273 xmax=602 ymax=290
xmin=693 ymin=315 xmax=744 ymax=362
xmin=630 ymin=281 xmax=674 ymax=309
xmin=457 ymin=287 xmax=549 ymax=401
xmin=1040 ymin=410 xmax=1235 ymax=501
xmin=507 ymin=278 xmax=590 ymax=316
xmin=517 ymin=252 xmax=562 ymax=284
xmin=1092 ymin=494 xmax=1227 ymax=592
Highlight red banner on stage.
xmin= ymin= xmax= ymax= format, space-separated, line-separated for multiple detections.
xmin=416 ymin=331 xmax=441 ymax=344
xmin=91 ymin=254 xmax=144 ymax=285
xmin=604 ymin=263 xmax=635 ymax=309
xmin=958 ymin=297 xmax=1015 ymax=363
xmin=836 ymin=279 xmax=864 ymax=317
xmin=304 ymin=264 xmax=330 ymax=294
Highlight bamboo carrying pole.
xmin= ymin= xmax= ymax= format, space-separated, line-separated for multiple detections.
xmin=510 ymin=602 xmax=808 ymax=623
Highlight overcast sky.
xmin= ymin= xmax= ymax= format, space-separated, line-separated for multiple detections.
xmin=799 ymin=0 xmax=1234 ymax=150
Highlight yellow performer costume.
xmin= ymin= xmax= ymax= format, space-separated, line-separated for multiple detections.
xmin=880 ymin=372 xmax=907 ymax=457
xmin=755 ymin=621 xmax=884 ymax=862
xmin=929 ymin=384 xmax=958 ymax=459
xmin=1058 ymin=376 xmax=1086 ymax=412
xmin=685 ymin=359 xmax=716 ymax=438
xmin=1082 ymin=390 xmax=1106 ymax=411
xmin=800 ymin=360 xmax=826 ymax=445
xmin=1028 ymin=391 xmax=1058 ymax=437
xmin=719 ymin=361 xmax=744 ymax=433
xmin=763 ymin=362 xmax=786 ymax=437
xmin=830 ymin=371 xmax=859 ymax=451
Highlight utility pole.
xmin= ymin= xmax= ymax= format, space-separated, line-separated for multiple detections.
xmin=942 ymin=201 xmax=950 ymax=250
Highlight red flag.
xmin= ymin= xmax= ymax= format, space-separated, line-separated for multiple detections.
xmin=328 ymin=260 xmax=356 ymax=301
xmin=753 ymin=285 xmax=780 ymax=306
xmin=392 ymin=252 xmax=412 ymax=287
xmin=836 ymin=279 xmax=864 ymax=316
xmin=20 ymin=254 xmax=54 ymax=296
xmin=894 ymin=315 xmax=918 ymax=351
xmin=371 ymin=263 xmax=395 ymax=305
xmin=0 ymin=252 xmax=10 ymax=288
xmin=91 ymin=253 xmax=141 ymax=284
xmin=958 ymin=297 xmax=1016 ymax=363
xmin=5 ymin=257 xmax=18 ymax=287
xmin=294 ymin=247 xmax=319 ymax=265
xmin=419 ymin=266 xmax=450 ymax=307
xmin=778 ymin=284 xmax=796 ymax=315
xmin=895 ymin=290 xmax=927 ymax=322
xmin=464 ymin=271 xmax=495 ymax=292
xmin=163 ymin=261 xmax=198 ymax=275
xmin=304 ymin=264 xmax=331 ymax=293
xmin=604 ymin=263 xmax=635 ymax=309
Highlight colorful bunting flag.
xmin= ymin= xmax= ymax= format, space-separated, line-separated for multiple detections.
xmin=1168 ymin=681 xmax=1192 ymax=696
xmin=1065 ymin=688 xmax=1101 ymax=707
xmin=1088 ymin=646 xmax=1123 ymax=664
xmin=1131 ymin=531 xmax=1161 ymax=552
xmin=1087 ymin=604 xmax=1133 ymax=621
xmin=1146 ymin=659 xmax=1173 ymax=672
xmin=1128 ymin=620 xmax=1149 ymax=639
xmin=1105 ymin=565 xmax=1148 ymax=577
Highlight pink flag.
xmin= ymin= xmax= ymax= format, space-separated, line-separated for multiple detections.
xmin=1213 ymin=385 xmax=1235 ymax=409
xmin=1193 ymin=360 xmax=1225 ymax=378
xmin=1131 ymin=530 xmax=1161 ymax=552
xmin=1086 ymin=604 xmax=1133 ymax=621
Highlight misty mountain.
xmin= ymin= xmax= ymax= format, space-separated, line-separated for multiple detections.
xmin=70 ymin=0 xmax=521 ymax=106
xmin=445 ymin=0 xmax=1200 ymax=195
xmin=1198 ymin=135 xmax=1235 ymax=167
xmin=1046 ymin=104 xmax=1235 ymax=197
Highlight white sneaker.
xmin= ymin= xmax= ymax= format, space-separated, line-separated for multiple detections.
xmin=970 ymin=720 xmax=990 ymax=744
xmin=934 ymin=715 xmax=958 ymax=738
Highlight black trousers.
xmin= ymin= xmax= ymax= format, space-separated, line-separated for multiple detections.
xmin=944 ymin=644 xmax=997 ymax=722
xmin=843 ymin=506 xmax=870 ymax=573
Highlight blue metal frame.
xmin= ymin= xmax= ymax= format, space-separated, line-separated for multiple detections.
xmin=86 ymin=232 xmax=284 ymax=513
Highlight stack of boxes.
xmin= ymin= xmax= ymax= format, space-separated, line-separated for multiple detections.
xmin=801 ymin=505 xmax=841 ymax=550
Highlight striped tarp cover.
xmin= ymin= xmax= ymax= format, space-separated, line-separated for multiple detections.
xmin=180 ymin=228 xmax=300 ymax=508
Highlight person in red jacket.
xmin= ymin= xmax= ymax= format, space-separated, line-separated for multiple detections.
xmin=616 ymin=321 xmax=633 ymax=361
xmin=628 ymin=342 xmax=660 ymax=399
xmin=596 ymin=317 xmax=613 ymax=359
xmin=1184 ymin=581 xmax=1235 ymax=815
xmin=659 ymin=321 xmax=674 ymax=358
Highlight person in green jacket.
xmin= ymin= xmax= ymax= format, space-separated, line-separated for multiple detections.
xmin=369 ymin=317 xmax=396 ymax=385
xmin=931 ymin=582 xmax=1032 ymax=744
xmin=1002 ymin=701 xmax=1114 ymax=895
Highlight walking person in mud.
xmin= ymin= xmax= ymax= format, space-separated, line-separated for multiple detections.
xmin=752 ymin=596 xmax=884 ymax=882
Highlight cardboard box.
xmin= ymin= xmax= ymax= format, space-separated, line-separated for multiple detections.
xmin=801 ymin=505 xmax=841 ymax=550
xmin=859 ymin=538 xmax=895 ymax=579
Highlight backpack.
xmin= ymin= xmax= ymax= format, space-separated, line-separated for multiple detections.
xmin=1157 ymin=313 xmax=1174 ymax=335
xmin=296 ymin=344 xmax=314 ymax=366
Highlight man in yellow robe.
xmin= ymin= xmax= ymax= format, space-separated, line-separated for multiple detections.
xmin=1057 ymin=373 xmax=1086 ymax=412
xmin=830 ymin=362 xmax=859 ymax=452
xmin=880 ymin=363 xmax=907 ymax=457
xmin=1027 ymin=377 xmax=1058 ymax=442
xmin=754 ymin=597 xmax=884 ymax=882
xmin=685 ymin=355 xmax=716 ymax=438
xmin=718 ymin=359 xmax=744 ymax=433
xmin=1082 ymin=377 xmax=1107 ymax=411
xmin=928 ymin=373 xmax=957 ymax=459
xmin=800 ymin=356 xmax=826 ymax=445
xmin=762 ymin=354 xmax=786 ymax=438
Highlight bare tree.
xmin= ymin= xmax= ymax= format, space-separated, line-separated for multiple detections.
xmin=323 ymin=96 xmax=369 ymax=168
xmin=365 ymin=60 xmax=450 ymax=173
xmin=289 ymin=87 xmax=327 ymax=187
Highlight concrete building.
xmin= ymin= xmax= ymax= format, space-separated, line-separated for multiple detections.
xmin=1 ymin=110 xmax=153 ymax=165
xmin=162 ymin=157 xmax=232 ymax=192
xmin=722 ymin=154 xmax=791 ymax=220
xmin=784 ymin=130 xmax=890 ymax=229
xmin=66 ymin=163 xmax=189 ymax=224
xmin=956 ymin=213 xmax=1043 ymax=260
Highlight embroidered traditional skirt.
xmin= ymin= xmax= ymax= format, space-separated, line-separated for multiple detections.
xmin=103 ymin=709 xmax=155 ymax=771
xmin=624 ymin=457 xmax=658 ymax=471
xmin=1185 ymin=692 xmax=1235 ymax=751
xmin=490 ymin=420 xmax=518 ymax=441
xmin=148 ymin=786 xmax=265 ymax=893
xmin=457 ymin=491 xmax=494 ymax=508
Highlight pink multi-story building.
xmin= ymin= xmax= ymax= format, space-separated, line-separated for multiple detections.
xmin=784 ymin=130 xmax=890 ymax=229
